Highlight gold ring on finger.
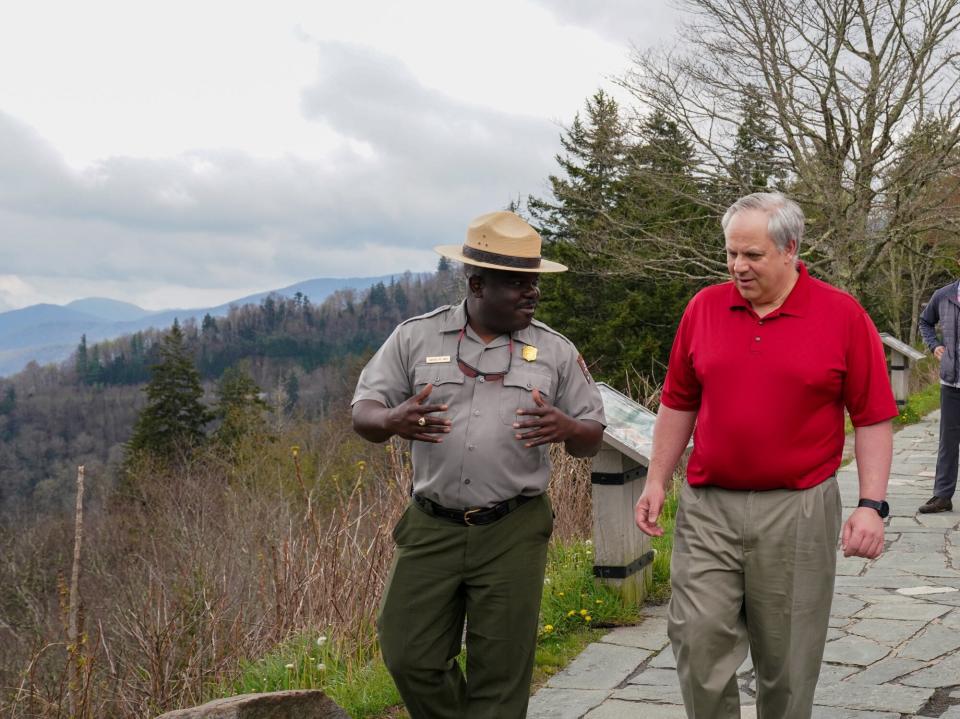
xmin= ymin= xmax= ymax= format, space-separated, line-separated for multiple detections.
xmin=417 ymin=416 xmax=427 ymax=427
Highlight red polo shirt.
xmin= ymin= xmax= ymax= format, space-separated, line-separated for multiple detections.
xmin=661 ymin=263 xmax=897 ymax=490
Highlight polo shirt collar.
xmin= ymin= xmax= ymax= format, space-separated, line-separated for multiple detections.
xmin=728 ymin=261 xmax=811 ymax=318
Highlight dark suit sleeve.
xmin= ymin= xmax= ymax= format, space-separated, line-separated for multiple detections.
xmin=919 ymin=288 xmax=944 ymax=352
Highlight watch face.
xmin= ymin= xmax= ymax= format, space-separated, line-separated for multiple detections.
xmin=879 ymin=501 xmax=890 ymax=518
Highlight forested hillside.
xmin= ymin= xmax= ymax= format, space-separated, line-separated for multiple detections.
xmin=0 ymin=269 xmax=461 ymax=515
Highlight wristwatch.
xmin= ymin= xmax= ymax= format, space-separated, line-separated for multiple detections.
xmin=857 ymin=498 xmax=890 ymax=518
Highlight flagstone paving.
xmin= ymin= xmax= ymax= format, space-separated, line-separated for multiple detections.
xmin=529 ymin=410 xmax=960 ymax=718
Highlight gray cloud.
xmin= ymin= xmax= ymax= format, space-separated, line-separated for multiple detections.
xmin=530 ymin=0 xmax=681 ymax=51
xmin=0 ymin=42 xmax=567 ymax=307
xmin=299 ymin=41 xmax=559 ymax=227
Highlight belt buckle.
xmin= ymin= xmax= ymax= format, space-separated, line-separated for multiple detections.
xmin=463 ymin=507 xmax=481 ymax=526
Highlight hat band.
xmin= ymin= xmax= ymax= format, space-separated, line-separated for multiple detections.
xmin=462 ymin=245 xmax=541 ymax=269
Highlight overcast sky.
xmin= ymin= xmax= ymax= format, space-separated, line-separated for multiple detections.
xmin=0 ymin=0 xmax=680 ymax=311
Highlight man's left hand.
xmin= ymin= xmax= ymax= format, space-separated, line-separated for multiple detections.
xmin=841 ymin=508 xmax=885 ymax=558
xmin=513 ymin=389 xmax=576 ymax=448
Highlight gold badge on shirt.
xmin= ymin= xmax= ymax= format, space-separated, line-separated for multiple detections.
xmin=521 ymin=346 xmax=538 ymax=362
xmin=426 ymin=355 xmax=451 ymax=364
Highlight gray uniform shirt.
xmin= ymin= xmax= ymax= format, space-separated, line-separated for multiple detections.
xmin=352 ymin=301 xmax=606 ymax=509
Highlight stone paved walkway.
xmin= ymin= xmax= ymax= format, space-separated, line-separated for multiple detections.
xmin=529 ymin=410 xmax=960 ymax=718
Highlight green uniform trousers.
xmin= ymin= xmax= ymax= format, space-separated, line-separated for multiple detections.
xmin=377 ymin=494 xmax=553 ymax=719
xmin=668 ymin=477 xmax=842 ymax=719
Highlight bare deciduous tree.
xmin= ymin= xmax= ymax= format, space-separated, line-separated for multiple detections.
xmin=619 ymin=0 xmax=960 ymax=296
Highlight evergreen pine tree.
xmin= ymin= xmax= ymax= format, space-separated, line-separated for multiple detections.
xmin=282 ymin=371 xmax=300 ymax=414
xmin=128 ymin=320 xmax=211 ymax=459
xmin=530 ymin=95 xmax=706 ymax=388
xmin=201 ymin=313 xmax=218 ymax=336
xmin=0 ymin=385 xmax=14 ymax=415
xmin=728 ymin=86 xmax=783 ymax=196
xmin=213 ymin=365 xmax=269 ymax=445
xmin=75 ymin=335 xmax=90 ymax=384
xmin=529 ymin=89 xmax=628 ymax=245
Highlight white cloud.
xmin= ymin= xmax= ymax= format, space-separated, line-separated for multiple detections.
xmin=0 ymin=275 xmax=45 ymax=311
xmin=0 ymin=1 xmax=679 ymax=310
xmin=530 ymin=0 xmax=682 ymax=49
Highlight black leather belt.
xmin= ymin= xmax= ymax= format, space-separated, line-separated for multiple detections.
xmin=413 ymin=493 xmax=534 ymax=526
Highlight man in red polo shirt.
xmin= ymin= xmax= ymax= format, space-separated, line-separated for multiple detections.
xmin=635 ymin=192 xmax=897 ymax=719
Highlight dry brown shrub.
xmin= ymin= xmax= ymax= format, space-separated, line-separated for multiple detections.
xmin=2 ymin=414 xmax=410 ymax=717
xmin=2 ymin=409 xmax=604 ymax=718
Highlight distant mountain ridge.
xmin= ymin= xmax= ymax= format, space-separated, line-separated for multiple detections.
xmin=0 ymin=274 xmax=406 ymax=376
xmin=65 ymin=298 xmax=153 ymax=322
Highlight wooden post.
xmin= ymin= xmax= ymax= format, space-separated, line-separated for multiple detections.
xmin=878 ymin=333 xmax=925 ymax=408
xmin=591 ymin=446 xmax=653 ymax=605
xmin=888 ymin=348 xmax=910 ymax=407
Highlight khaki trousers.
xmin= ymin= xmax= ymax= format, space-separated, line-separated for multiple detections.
xmin=668 ymin=478 xmax=842 ymax=719
xmin=377 ymin=494 xmax=553 ymax=719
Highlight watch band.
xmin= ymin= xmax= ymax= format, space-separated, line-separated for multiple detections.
xmin=857 ymin=498 xmax=889 ymax=518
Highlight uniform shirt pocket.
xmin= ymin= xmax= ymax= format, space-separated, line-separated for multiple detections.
xmin=413 ymin=363 xmax=465 ymax=418
xmin=498 ymin=369 xmax=554 ymax=425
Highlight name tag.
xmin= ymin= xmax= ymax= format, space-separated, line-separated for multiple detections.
xmin=426 ymin=355 xmax=451 ymax=364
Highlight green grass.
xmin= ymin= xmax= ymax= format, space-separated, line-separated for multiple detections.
xmin=538 ymin=539 xmax=643 ymax=641
xmin=216 ymin=534 xmax=660 ymax=718
xmin=217 ymin=632 xmax=401 ymax=719
xmin=648 ymin=478 xmax=680 ymax=603
xmin=896 ymin=381 xmax=940 ymax=426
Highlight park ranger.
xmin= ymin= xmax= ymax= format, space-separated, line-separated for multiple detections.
xmin=351 ymin=210 xmax=605 ymax=719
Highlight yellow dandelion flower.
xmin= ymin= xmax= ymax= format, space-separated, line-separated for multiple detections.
xmin=557 ymin=591 xmax=565 ymax=597
xmin=290 ymin=446 xmax=300 ymax=457
xmin=580 ymin=609 xmax=588 ymax=616
xmin=544 ymin=624 xmax=554 ymax=633
xmin=567 ymin=610 xmax=576 ymax=617
xmin=585 ymin=615 xmax=592 ymax=622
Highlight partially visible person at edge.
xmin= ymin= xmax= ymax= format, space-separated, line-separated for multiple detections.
xmin=350 ymin=210 xmax=605 ymax=719
xmin=634 ymin=192 xmax=897 ymax=719
xmin=918 ymin=274 xmax=960 ymax=513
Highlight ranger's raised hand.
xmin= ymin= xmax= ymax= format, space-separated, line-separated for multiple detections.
xmin=387 ymin=383 xmax=451 ymax=443
xmin=513 ymin=388 xmax=576 ymax=448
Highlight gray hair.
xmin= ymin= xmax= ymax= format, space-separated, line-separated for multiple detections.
xmin=721 ymin=192 xmax=804 ymax=256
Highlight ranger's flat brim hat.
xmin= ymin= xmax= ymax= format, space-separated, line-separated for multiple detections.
xmin=434 ymin=210 xmax=567 ymax=273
